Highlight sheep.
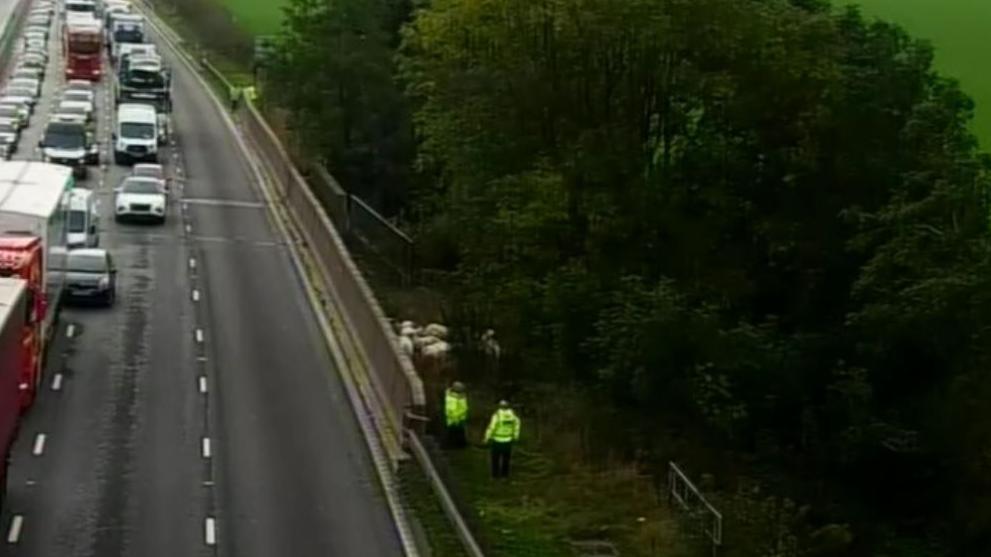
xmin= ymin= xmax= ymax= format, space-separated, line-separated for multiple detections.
xmin=414 ymin=335 xmax=441 ymax=349
xmin=398 ymin=334 xmax=415 ymax=357
xmin=423 ymin=323 xmax=449 ymax=339
xmin=421 ymin=340 xmax=451 ymax=358
xmin=481 ymin=329 xmax=501 ymax=360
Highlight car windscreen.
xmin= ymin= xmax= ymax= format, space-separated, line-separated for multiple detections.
xmin=120 ymin=122 xmax=154 ymax=139
xmin=68 ymin=35 xmax=100 ymax=54
xmin=6 ymin=88 xmax=32 ymax=97
xmin=60 ymin=104 xmax=86 ymax=114
xmin=68 ymin=209 xmax=87 ymax=232
xmin=124 ymin=68 xmax=164 ymax=88
xmin=0 ymin=122 xmax=16 ymax=133
xmin=0 ymin=107 xmax=17 ymax=117
xmin=121 ymin=179 xmax=161 ymax=194
xmin=113 ymin=27 xmax=143 ymax=43
xmin=66 ymin=3 xmax=96 ymax=13
xmin=67 ymin=253 xmax=106 ymax=273
xmin=65 ymin=93 xmax=90 ymax=103
xmin=43 ymin=127 xmax=85 ymax=149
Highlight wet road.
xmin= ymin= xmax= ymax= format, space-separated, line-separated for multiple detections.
xmin=0 ymin=3 xmax=403 ymax=556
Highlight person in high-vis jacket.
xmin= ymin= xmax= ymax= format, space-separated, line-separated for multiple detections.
xmin=444 ymin=381 xmax=469 ymax=448
xmin=484 ymin=400 xmax=521 ymax=478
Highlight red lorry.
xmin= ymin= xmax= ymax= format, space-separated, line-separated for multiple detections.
xmin=0 ymin=162 xmax=73 ymax=409
xmin=63 ymin=19 xmax=104 ymax=81
xmin=0 ymin=277 xmax=28 ymax=510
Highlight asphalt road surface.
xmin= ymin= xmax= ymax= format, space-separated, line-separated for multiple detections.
xmin=0 ymin=5 xmax=403 ymax=557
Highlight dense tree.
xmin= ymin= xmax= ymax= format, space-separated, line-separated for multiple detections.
xmin=269 ymin=0 xmax=414 ymax=214
xmin=398 ymin=0 xmax=991 ymax=552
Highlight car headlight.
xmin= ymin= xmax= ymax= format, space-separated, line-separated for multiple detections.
xmin=99 ymin=276 xmax=110 ymax=289
xmin=153 ymin=206 xmax=164 ymax=214
xmin=117 ymin=205 xmax=126 ymax=213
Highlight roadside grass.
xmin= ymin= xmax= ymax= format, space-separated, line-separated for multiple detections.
xmin=218 ymin=0 xmax=287 ymax=36
xmin=855 ymin=0 xmax=991 ymax=145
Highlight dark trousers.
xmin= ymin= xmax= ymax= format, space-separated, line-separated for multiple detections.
xmin=490 ymin=441 xmax=513 ymax=478
xmin=445 ymin=423 xmax=466 ymax=449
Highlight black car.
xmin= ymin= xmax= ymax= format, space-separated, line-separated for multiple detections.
xmin=64 ymin=249 xmax=117 ymax=306
xmin=39 ymin=121 xmax=99 ymax=177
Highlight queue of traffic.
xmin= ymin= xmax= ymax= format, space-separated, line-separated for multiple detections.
xmin=0 ymin=0 xmax=172 ymax=511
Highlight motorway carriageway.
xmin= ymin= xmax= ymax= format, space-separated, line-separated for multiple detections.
xmin=0 ymin=3 xmax=403 ymax=557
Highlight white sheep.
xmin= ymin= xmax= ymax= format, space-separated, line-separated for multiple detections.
xmin=421 ymin=340 xmax=451 ymax=358
xmin=481 ymin=329 xmax=501 ymax=359
xmin=414 ymin=335 xmax=441 ymax=349
xmin=423 ymin=323 xmax=449 ymax=339
xmin=399 ymin=334 xmax=415 ymax=357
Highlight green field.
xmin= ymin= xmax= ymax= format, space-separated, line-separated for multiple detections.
xmin=219 ymin=0 xmax=287 ymax=36
xmin=853 ymin=0 xmax=991 ymax=146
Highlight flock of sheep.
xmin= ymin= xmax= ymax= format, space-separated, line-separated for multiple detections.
xmin=393 ymin=320 xmax=501 ymax=367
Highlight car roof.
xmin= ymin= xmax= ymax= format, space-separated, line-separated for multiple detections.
xmin=117 ymin=104 xmax=157 ymax=120
xmin=67 ymin=248 xmax=106 ymax=259
xmin=133 ymin=163 xmax=162 ymax=171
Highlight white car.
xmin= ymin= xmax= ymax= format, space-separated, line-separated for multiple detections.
xmin=0 ymin=99 xmax=29 ymax=123
xmin=12 ymin=66 xmax=41 ymax=81
xmin=0 ymin=118 xmax=19 ymax=150
xmin=65 ymin=80 xmax=94 ymax=95
xmin=51 ymin=110 xmax=87 ymax=125
xmin=23 ymin=37 xmax=45 ymax=51
xmin=9 ymin=77 xmax=40 ymax=97
xmin=2 ymin=87 xmax=36 ymax=110
xmin=24 ymin=25 xmax=49 ymax=39
xmin=131 ymin=163 xmax=169 ymax=195
xmin=0 ymin=104 xmax=26 ymax=129
xmin=63 ymin=89 xmax=94 ymax=106
xmin=23 ymin=30 xmax=46 ymax=43
xmin=115 ymin=176 xmax=167 ymax=223
xmin=58 ymin=98 xmax=93 ymax=121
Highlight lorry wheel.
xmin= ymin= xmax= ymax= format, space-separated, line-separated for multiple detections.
xmin=113 ymin=152 xmax=123 ymax=165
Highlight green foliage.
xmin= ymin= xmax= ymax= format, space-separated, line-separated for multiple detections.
xmin=398 ymin=0 xmax=991 ymax=553
xmin=269 ymin=0 xmax=414 ymax=214
xmin=219 ymin=0 xmax=288 ymax=35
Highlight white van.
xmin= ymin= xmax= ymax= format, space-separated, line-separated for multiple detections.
xmin=113 ymin=103 xmax=158 ymax=164
xmin=67 ymin=188 xmax=99 ymax=248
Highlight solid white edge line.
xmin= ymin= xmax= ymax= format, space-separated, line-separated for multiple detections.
xmin=198 ymin=376 xmax=207 ymax=393
xmin=195 ymin=328 xmax=203 ymax=343
xmin=142 ymin=9 xmax=420 ymax=557
xmin=204 ymin=517 xmax=216 ymax=546
xmin=6 ymin=515 xmax=23 ymax=543
xmin=51 ymin=373 xmax=62 ymax=391
xmin=31 ymin=433 xmax=45 ymax=456
xmin=201 ymin=437 xmax=211 ymax=458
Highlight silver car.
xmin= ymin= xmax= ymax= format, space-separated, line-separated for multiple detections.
xmin=64 ymin=248 xmax=117 ymax=306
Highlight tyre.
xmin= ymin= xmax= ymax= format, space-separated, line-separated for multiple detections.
xmin=113 ymin=152 xmax=124 ymax=165
xmin=104 ymin=288 xmax=115 ymax=307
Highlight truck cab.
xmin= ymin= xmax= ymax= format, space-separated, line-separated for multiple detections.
xmin=109 ymin=15 xmax=145 ymax=61
xmin=64 ymin=0 xmax=97 ymax=17
xmin=0 ymin=238 xmax=44 ymax=410
xmin=63 ymin=20 xmax=103 ymax=81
